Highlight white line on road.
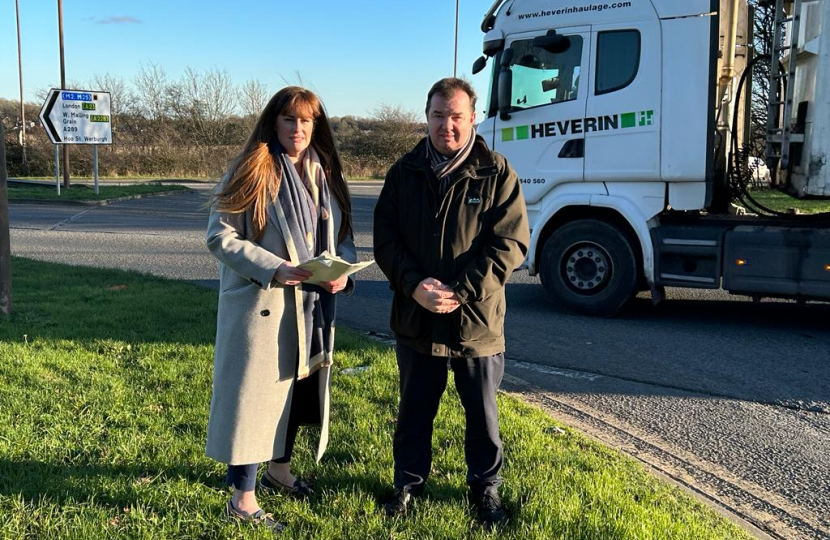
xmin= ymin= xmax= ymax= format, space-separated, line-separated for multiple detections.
xmin=49 ymin=208 xmax=94 ymax=231
xmin=513 ymin=361 xmax=603 ymax=381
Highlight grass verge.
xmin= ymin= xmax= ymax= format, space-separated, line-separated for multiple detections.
xmin=0 ymin=257 xmax=752 ymax=539
xmin=746 ymin=189 xmax=830 ymax=214
xmin=6 ymin=183 xmax=187 ymax=202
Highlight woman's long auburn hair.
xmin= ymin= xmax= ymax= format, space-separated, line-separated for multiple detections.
xmin=212 ymin=86 xmax=352 ymax=243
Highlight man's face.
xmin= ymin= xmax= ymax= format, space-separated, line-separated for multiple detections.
xmin=427 ymin=89 xmax=476 ymax=156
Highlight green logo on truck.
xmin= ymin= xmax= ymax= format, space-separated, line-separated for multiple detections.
xmin=501 ymin=109 xmax=654 ymax=142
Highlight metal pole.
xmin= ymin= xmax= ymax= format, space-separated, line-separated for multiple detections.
xmin=93 ymin=145 xmax=99 ymax=195
xmin=58 ymin=0 xmax=70 ymax=188
xmin=0 ymin=124 xmax=13 ymax=316
xmin=54 ymin=145 xmax=60 ymax=195
xmin=15 ymin=0 xmax=28 ymax=176
xmin=454 ymin=0 xmax=459 ymax=77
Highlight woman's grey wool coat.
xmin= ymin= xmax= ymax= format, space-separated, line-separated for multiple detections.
xmin=205 ymin=192 xmax=354 ymax=466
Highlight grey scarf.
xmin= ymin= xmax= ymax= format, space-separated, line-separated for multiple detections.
xmin=273 ymin=139 xmax=336 ymax=380
xmin=426 ymin=127 xmax=477 ymax=198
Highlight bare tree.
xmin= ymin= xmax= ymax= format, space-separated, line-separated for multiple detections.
xmin=90 ymin=72 xmax=133 ymax=132
xmin=748 ymin=1 xmax=776 ymax=156
xmin=240 ymin=78 xmax=269 ymax=119
xmin=336 ymin=104 xmax=426 ymax=177
xmin=366 ymin=104 xmax=425 ymax=159
xmin=34 ymin=78 xmax=87 ymax=103
xmin=134 ymin=62 xmax=169 ymax=122
xmin=170 ymin=66 xmax=237 ymax=146
xmin=179 ymin=67 xmax=236 ymax=121
xmin=34 ymin=86 xmax=52 ymax=103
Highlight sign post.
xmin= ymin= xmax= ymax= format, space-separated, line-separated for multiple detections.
xmin=54 ymin=145 xmax=60 ymax=195
xmin=39 ymin=89 xmax=112 ymax=194
xmin=93 ymin=145 xmax=99 ymax=194
xmin=0 ymin=124 xmax=12 ymax=316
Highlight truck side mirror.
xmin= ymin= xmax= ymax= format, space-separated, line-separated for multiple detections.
xmin=478 ymin=31 xmax=504 ymax=75
xmin=533 ymin=30 xmax=571 ymax=54
xmin=498 ymin=49 xmax=514 ymax=121
xmin=472 ymin=56 xmax=488 ymax=75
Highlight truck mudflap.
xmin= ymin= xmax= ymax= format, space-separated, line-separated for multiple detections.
xmin=723 ymin=226 xmax=830 ymax=299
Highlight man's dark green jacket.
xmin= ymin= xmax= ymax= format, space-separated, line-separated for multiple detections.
xmin=373 ymin=135 xmax=530 ymax=357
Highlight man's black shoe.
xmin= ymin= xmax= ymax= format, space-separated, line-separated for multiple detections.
xmin=474 ymin=490 xmax=507 ymax=528
xmin=383 ymin=489 xmax=412 ymax=517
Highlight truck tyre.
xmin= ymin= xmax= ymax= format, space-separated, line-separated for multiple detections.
xmin=539 ymin=219 xmax=638 ymax=317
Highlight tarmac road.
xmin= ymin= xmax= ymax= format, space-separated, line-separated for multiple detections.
xmin=8 ymin=184 xmax=830 ymax=540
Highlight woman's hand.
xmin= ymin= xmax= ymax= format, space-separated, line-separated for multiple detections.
xmin=274 ymin=263 xmax=312 ymax=286
xmin=318 ymin=275 xmax=349 ymax=294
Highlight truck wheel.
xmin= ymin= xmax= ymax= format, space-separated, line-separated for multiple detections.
xmin=539 ymin=219 xmax=639 ymax=316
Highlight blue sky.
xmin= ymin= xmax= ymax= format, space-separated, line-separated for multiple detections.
xmin=2 ymin=0 xmax=496 ymax=118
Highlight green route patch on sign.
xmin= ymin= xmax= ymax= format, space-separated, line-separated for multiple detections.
xmin=501 ymin=109 xmax=655 ymax=142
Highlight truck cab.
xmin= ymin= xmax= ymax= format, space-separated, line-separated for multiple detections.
xmin=476 ymin=0 xmax=830 ymax=315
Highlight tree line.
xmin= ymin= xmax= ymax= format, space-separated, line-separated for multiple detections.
xmin=0 ymin=64 xmax=425 ymax=180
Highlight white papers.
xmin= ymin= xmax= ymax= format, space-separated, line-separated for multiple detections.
xmin=296 ymin=251 xmax=375 ymax=285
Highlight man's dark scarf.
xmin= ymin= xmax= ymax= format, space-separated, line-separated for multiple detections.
xmin=426 ymin=127 xmax=477 ymax=198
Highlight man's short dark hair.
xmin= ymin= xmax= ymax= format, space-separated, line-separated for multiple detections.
xmin=425 ymin=77 xmax=478 ymax=115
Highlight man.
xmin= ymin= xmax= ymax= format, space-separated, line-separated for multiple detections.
xmin=373 ymin=77 xmax=529 ymax=527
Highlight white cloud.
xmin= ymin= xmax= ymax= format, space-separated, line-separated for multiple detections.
xmin=96 ymin=16 xmax=142 ymax=25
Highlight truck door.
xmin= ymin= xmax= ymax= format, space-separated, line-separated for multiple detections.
xmin=585 ymin=21 xmax=661 ymax=184
xmin=492 ymin=26 xmax=591 ymax=205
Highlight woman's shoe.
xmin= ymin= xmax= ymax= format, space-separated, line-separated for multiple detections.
xmin=224 ymin=499 xmax=285 ymax=532
xmin=259 ymin=470 xmax=313 ymax=499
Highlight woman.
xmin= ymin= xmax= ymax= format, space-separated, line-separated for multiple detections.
xmin=205 ymin=86 xmax=355 ymax=529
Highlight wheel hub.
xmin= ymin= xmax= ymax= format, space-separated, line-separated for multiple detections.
xmin=563 ymin=243 xmax=610 ymax=292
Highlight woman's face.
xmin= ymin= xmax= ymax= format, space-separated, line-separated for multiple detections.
xmin=276 ymin=106 xmax=314 ymax=159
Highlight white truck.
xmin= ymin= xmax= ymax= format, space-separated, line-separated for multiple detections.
xmin=473 ymin=0 xmax=830 ymax=315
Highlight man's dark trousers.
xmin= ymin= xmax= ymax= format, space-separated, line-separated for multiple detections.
xmin=393 ymin=342 xmax=504 ymax=495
